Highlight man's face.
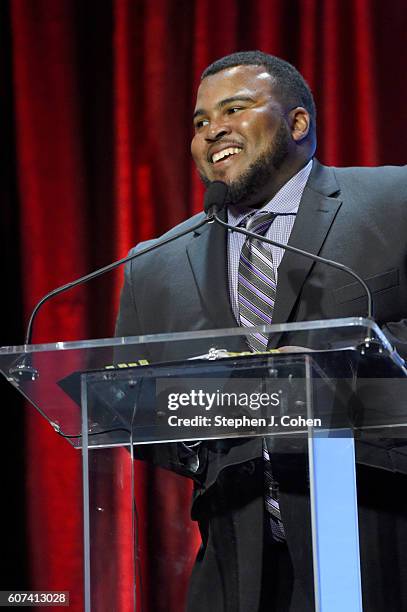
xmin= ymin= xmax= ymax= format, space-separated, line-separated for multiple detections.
xmin=191 ymin=64 xmax=294 ymax=207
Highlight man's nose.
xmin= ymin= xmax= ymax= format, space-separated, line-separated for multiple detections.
xmin=205 ymin=122 xmax=231 ymax=142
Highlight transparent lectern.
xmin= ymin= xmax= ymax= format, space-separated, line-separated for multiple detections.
xmin=1 ymin=317 xmax=407 ymax=612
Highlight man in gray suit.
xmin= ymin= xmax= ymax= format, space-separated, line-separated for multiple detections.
xmin=116 ymin=51 xmax=407 ymax=611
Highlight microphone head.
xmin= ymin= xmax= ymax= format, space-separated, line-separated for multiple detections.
xmin=203 ymin=181 xmax=229 ymax=215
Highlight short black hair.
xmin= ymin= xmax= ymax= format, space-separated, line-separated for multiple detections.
xmin=201 ymin=50 xmax=316 ymax=127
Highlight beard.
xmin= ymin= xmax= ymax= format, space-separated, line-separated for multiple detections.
xmin=199 ymin=120 xmax=290 ymax=207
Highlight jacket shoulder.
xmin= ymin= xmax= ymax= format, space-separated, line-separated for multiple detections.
xmin=332 ymin=164 xmax=407 ymax=189
xmin=311 ymin=160 xmax=407 ymax=201
xmin=128 ymin=212 xmax=205 ymax=256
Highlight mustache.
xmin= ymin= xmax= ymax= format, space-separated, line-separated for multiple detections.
xmin=197 ymin=122 xmax=290 ymax=207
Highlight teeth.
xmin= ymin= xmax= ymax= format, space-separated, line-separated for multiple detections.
xmin=212 ymin=147 xmax=241 ymax=163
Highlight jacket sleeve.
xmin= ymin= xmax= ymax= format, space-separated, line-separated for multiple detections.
xmin=115 ymin=252 xmax=209 ymax=483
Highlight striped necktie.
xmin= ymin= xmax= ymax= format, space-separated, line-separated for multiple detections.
xmin=237 ymin=212 xmax=277 ymax=351
xmin=237 ymin=212 xmax=285 ymax=541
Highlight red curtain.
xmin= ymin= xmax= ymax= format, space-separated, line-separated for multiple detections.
xmin=4 ymin=0 xmax=407 ymax=610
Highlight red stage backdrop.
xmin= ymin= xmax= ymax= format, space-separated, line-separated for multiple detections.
xmin=5 ymin=0 xmax=407 ymax=610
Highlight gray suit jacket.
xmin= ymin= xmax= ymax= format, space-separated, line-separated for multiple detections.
xmin=116 ymin=160 xmax=407 ymax=611
xmin=117 ymin=160 xmax=407 ymax=338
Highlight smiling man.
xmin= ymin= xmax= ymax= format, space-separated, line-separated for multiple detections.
xmin=191 ymin=60 xmax=315 ymax=208
xmin=116 ymin=51 xmax=407 ymax=611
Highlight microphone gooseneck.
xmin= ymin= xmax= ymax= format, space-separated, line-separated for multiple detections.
xmin=24 ymin=216 xmax=209 ymax=345
xmin=212 ymin=211 xmax=374 ymax=320
xmin=27 ymin=179 xmax=231 ymax=344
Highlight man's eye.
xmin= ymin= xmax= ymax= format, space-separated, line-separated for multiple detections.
xmin=195 ymin=119 xmax=209 ymax=129
xmin=226 ymin=107 xmax=242 ymax=114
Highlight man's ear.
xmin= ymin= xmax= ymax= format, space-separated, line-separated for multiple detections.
xmin=289 ymin=107 xmax=311 ymax=142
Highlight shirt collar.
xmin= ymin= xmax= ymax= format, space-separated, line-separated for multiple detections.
xmin=227 ymin=159 xmax=313 ymax=228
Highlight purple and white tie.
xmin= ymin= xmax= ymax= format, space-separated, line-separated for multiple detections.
xmin=238 ymin=212 xmax=285 ymax=541
xmin=238 ymin=212 xmax=277 ymax=352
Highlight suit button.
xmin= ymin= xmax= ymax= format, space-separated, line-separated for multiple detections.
xmin=243 ymin=461 xmax=256 ymax=476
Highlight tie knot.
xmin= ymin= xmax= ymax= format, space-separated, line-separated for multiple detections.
xmin=245 ymin=212 xmax=276 ymax=235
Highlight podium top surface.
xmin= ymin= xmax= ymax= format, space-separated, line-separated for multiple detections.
xmin=0 ymin=316 xmax=394 ymax=354
xmin=1 ymin=318 xmax=406 ymax=448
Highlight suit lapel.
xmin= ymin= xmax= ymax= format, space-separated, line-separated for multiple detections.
xmin=272 ymin=161 xmax=343 ymax=325
xmin=186 ymin=209 xmax=238 ymax=330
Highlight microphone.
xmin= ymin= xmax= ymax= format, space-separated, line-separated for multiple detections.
xmin=204 ymin=180 xmax=229 ymax=219
xmin=208 ymin=183 xmax=374 ymax=320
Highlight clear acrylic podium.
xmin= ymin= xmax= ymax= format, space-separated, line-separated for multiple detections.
xmin=1 ymin=317 xmax=407 ymax=612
